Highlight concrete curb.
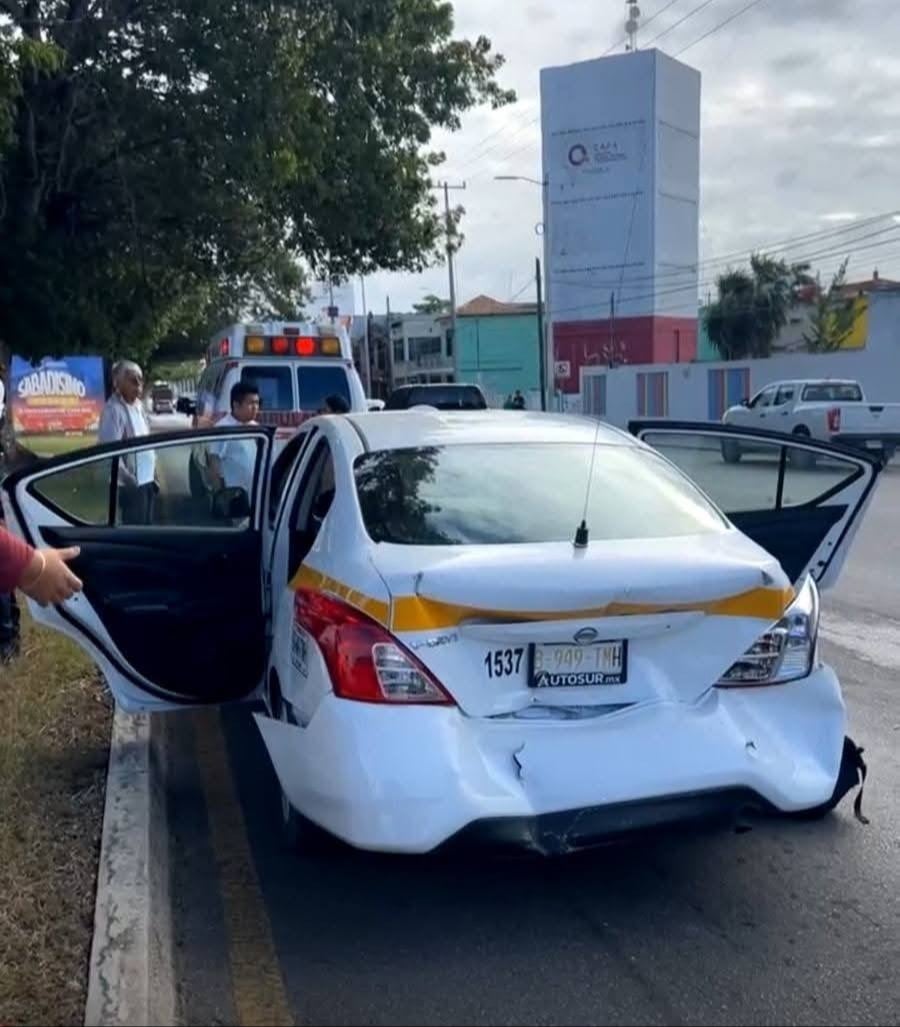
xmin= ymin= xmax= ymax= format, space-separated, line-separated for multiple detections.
xmin=85 ymin=707 xmax=176 ymax=1027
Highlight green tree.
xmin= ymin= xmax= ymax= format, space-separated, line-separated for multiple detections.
xmin=0 ymin=1 xmax=514 ymax=366
xmin=705 ymin=254 xmax=812 ymax=360
xmin=803 ymin=259 xmax=859 ymax=353
xmin=413 ymin=294 xmax=451 ymax=314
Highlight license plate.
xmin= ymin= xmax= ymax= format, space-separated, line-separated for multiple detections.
xmin=529 ymin=640 xmax=627 ymax=688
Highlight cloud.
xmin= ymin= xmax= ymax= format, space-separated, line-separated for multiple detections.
xmin=363 ymin=0 xmax=900 ymax=313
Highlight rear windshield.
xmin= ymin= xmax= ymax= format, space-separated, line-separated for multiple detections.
xmin=801 ymin=382 xmax=863 ymax=402
xmin=386 ymin=386 xmax=486 ymax=410
xmin=241 ymin=365 xmax=293 ymax=410
xmin=297 ymin=366 xmax=351 ymax=411
xmin=354 ymin=444 xmax=728 ymax=546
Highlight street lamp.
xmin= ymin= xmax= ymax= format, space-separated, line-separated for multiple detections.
xmin=494 ymin=174 xmax=552 ymax=412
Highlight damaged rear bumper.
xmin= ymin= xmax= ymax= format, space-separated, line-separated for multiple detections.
xmin=444 ymin=787 xmax=772 ymax=856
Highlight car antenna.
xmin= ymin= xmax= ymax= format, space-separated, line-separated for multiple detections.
xmin=574 ymin=417 xmax=604 ymax=549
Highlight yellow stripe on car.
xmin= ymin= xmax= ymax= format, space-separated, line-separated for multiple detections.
xmin=290 ymin=565 xmax=793 ymax=633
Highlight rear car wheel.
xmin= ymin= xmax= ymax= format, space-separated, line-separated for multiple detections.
xmin=721 ymin=440 xmax=742 ymax=464
xmin=790 ymin=427 xmax=816 ymax=470
xmin=270 ymin=676 xmax=331 ymax=856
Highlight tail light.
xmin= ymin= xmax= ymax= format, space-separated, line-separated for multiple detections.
xmin=716 ymin=576 xmax=819 ymax=687
xmin=295 ymin=337 xmax=316 ymax=356
xmin=271 ymin=336 xmax=290 ymax=354
xmin=827 ymin=407 xmax=841 ymax=433
xmin=294 ymin=589 xmax=455 ymax=705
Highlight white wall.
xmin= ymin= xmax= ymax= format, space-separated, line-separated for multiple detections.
xmin=581 ymin=290 xmax=900 ymax=426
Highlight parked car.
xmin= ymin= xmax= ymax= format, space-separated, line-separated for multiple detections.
xmin=0 ymin=412 xmax=879 ymax=856
xmin=176 ymin=393 xmax=197 ymax=417
xmin=722 ymin=378 xmax=900 ymax=465
xmin=384 ymin=383 xmax=487 ymax=411
xmin=150 ymin=381 xmax=175 ymax=415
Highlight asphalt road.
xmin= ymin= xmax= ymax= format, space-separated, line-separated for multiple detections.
xmin=165 ymin=466 xmax=900 ymax=1027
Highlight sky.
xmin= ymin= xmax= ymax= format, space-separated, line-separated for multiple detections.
xmin=354 ymin=0 xmax=900 ymax=317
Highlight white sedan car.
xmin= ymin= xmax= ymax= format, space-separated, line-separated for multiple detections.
xmin=2 ymin=412 xmax=879 ymax=854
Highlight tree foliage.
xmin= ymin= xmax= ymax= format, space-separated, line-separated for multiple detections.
xmin=803 ymin=258 xmax=860 ymax=353
xmin=705 ymin=254 xmax=812 ymax=360
xmin=412 ymin=293 xmax=451 ymax=314
xmin=0 ymin=1 xmax=514 ymax=364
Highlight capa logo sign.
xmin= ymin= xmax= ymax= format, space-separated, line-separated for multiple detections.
xmin=568 ymin=143 xmax=589 ymax=167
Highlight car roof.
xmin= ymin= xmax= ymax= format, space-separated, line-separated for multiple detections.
xmin=343 ymin=410 xmax=634 ymax=452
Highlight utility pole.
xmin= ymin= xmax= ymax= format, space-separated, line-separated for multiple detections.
xmin=625 ymin=1 xmax=641 ymax=51
xmin=536 ymin=257 xmax=547 ymax=411
xmin=435 ymin=181 xmax=466 ymax=349
xmin=359 ymin=275 xmax=371 ymax=396
xmin=386 ymin=294 xmax=393 ymax=393
xmin=609 ymin=291 xmax=616 ymax=368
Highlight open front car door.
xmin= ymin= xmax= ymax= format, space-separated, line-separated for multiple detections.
xmin=1 ymin=428 xmax=275 ymax=711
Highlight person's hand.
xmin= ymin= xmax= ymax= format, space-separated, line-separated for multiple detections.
xmin=19 ymin=546 xmax=83 ymax=606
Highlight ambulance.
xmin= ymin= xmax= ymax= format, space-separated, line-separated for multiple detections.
xmin=195 ymin=320 xmax=367 ymax=444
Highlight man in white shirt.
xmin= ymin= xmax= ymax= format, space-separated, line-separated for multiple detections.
xmin=209 ymin=381 xmax=260 ymax=496
xmin=98 ymin=360 xmax=157 ymax=524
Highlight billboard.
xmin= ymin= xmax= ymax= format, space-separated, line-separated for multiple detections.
xmin=541 ymin=49 xmax=701 ymax=324
xmin=10 ymin=355 xmax=105 ymax=439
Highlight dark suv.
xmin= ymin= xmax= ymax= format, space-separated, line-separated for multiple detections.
xmin=384 ymin=383 xmax=488 ymax=411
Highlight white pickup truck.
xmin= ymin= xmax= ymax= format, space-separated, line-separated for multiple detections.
xmin=722 ymin=378 xmax=900 ymax=464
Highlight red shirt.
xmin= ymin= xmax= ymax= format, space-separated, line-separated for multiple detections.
xmin=0 ymin=525 xmax=35 ymax=592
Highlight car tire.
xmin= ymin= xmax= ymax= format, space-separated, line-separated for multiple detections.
xmin=790 ymin=427 xmax=816 ymax=470
xmin=721 ymin=440 xmax=742 ymax=464
xmin=269 ymin=675 xmax=332 ymax=857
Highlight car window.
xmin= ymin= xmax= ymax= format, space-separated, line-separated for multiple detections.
xmin=268 ymin=429 xmax=315 ymax=527
xmin=386 ymin=386 xmax=486 ymax=410
xmin=241 ymin=365 xmax=293 ymax=410
xmin=752 ymin=387 xmax=776 ymax=408
xmin=774 ymin=387 xmax=795 ymax=406
xmin=354 ymin=443 xmax=727 ymax=546
xmin=801 ymin=383 xmax=863 ymax=402
xmin=288 ymin=440 xmax=335 ymax=575
xmin=637 ymin=431 xmax=860 ymax=513
xmin=297 ymin=366 xmax=351 ymax=411
xmin=30 ymin=435 xmax=264 ymax=529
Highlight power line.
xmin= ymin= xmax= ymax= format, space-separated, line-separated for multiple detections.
xmin=551 ymin=229 xmax=900 ymax=313
xmin=547 ymin=228 xmax=900 ymax=318
xmin=548 ymin=213 xmax=900 ymax=292
xmin=674 ymin=0 xmax=770 ymax=56
xmin=643 ymin=0 xmax=717 ymax=48
xmin=454 ymin=0 xmax=689 ymax=176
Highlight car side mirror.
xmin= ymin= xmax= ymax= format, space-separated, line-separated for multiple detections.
xmin=211 ymin=486 xmax=250 ymax=521
xmin=741 ymin=398 xmax=750 ymax=407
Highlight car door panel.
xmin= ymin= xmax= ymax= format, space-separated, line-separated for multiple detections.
xmin=629 ymin=420 xmax=881 ymax=590
xmin=728 ymin=506 xmax=845 ymax=584
xmin=39 ymin=525 xmax=264 ymax=702
xmin=1 ymin=428 xmax=274 ymax=711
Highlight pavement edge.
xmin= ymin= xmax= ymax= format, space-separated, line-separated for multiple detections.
xmin=84 ymin=706 xmax=177 ymax=1027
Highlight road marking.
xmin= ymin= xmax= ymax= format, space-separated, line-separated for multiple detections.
xmin=192 ymin=709 xmax=293 ymax=1027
